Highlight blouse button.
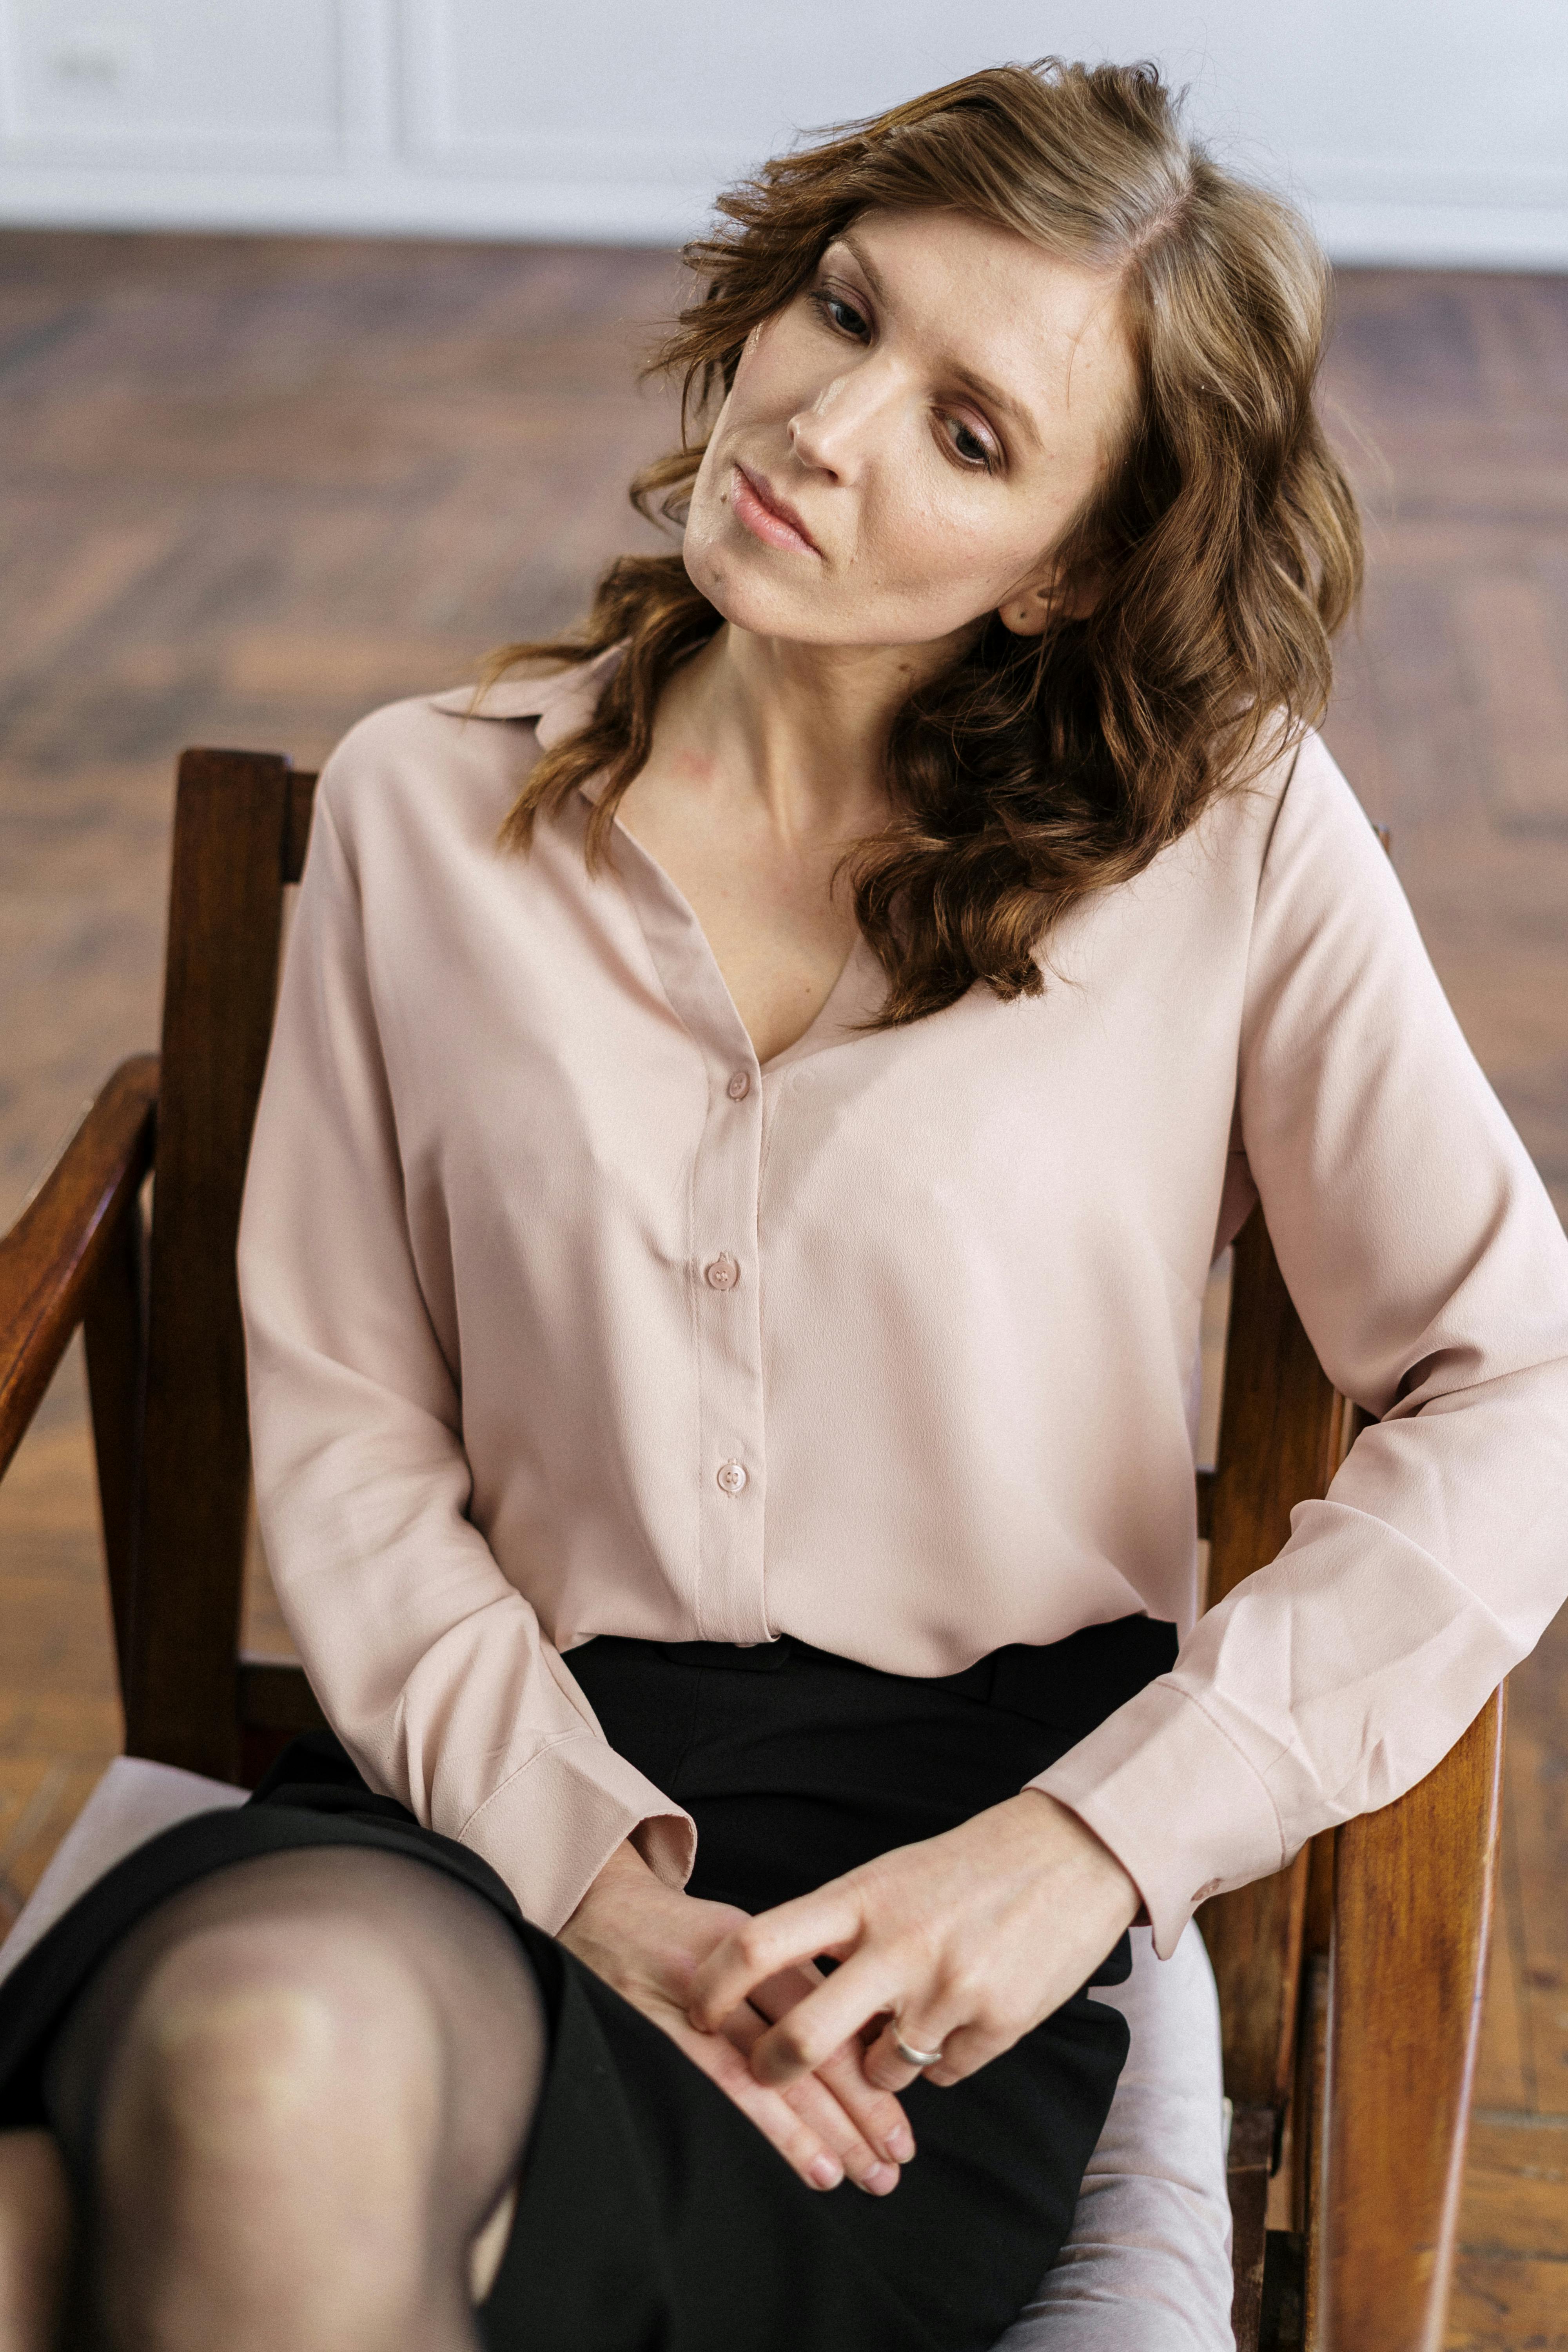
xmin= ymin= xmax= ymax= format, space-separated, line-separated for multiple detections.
xmin=704 ymin=1254 xmax=740 ymax=1291
xmin=726 ymin=1071 xmax=751 ymax=1100
xmin=716 ymin=1460 xmax=748 ymax=1495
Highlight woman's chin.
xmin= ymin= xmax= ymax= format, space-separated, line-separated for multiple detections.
xmin=682 ymin=537 xmax=828 ymax=644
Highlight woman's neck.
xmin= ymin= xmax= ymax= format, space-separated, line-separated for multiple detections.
xmin=657 ymin=622 xmax=960 ymax=847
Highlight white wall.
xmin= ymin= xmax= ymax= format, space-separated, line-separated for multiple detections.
xmin=0 ymin=0 xmax=1564 ymax=267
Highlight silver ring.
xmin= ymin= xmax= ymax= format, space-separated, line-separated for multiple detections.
xmin=892 ymin=2027 xmax=946 ymax=2070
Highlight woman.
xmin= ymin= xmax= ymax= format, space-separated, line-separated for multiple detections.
xmin=2 ymin=56 xmax=1566 ymax=2352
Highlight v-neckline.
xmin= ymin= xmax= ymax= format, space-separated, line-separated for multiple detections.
xmin=588 ymin=779 xmax=880 ymax=1075
xmin=757 ymin=933 xmax=869 ymax=1074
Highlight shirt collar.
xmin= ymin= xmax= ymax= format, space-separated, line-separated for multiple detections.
xmin=426 ymin=643 xmax=625 ymax=752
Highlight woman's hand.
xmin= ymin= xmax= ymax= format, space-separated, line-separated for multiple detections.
xmin=558 ymin=1842 xmax=914 ymax=2193
xmin=687 ymin=1790 xmax=1140 ymax=2094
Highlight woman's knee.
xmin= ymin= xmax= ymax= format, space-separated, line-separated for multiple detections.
xmin=39 ymin=1846 xmax=547 ymax=2338
xmin=64 ymin=1922 xmax=472 ymax=2352
xmin=100 ymin=1913 xmax=448 ymax=2205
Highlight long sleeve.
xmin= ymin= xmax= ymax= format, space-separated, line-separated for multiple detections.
xmin=236 ymin=675 xmax=1568 ymax=1965
xmin=238 ymin=769 xmax=696 ymax=1935
xmin=1034 ymin=734 xmax=1568 ymax=1953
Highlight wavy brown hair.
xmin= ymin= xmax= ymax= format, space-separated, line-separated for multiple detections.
xmin=488 ymin=58 xmax=1362 ymax=1028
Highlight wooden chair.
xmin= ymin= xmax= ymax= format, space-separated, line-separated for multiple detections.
xmin=0 ymin=747 xmax=1506 ymax=2350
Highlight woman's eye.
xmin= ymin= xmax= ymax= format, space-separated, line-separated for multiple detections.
xmin=813 ymin=290 xmax=870 ymax=341
xmin=947 ymin=417 xmax=996 ymax=472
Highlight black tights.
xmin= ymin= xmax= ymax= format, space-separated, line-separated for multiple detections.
xmin=38 ymin=1846 xmax=545 ymax=2352
xmin=1 ymin=1622 xmax=1178 ymax=2352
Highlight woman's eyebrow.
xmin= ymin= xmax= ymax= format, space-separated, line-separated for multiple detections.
xmin=835 ymin=231 xmax=1044 ymax=457
xmin=947 ymin=361 xmax=1044 ymax=455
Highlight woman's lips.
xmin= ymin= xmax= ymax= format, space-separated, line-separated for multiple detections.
xmin=732 ymin=464 xmax=821 ymax=556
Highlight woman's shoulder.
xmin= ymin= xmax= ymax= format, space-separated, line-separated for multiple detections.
xmin=310 ymin=649 xmax=619 ymax=851
xmin=1105 ymin=724 xmax=1399 ymax=995
xmin=1187 ymin=720 xmax=1385 ymax=893
xmin=1248 ymin=723 xmax=1401 ymax=904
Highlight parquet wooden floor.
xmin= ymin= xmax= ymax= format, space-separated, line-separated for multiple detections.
xmin=0 ymin=232 xmax=1564 ymax=2342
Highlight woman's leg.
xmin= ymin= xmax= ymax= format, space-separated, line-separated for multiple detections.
xmin=34 ymin=1844 xmax=546 ymax=2352
xmin=0 ymin=2129 xmax=72 ymax=2351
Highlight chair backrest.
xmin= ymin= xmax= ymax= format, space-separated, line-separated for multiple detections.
xmin=1195 ymin=1207 xmax=1360 ymax=2342
xmin=115 ymin=748 xmax=1503 ymax=2350
xmin=122 ymin=748 xmax=321 ymax=1785
xmin=1198 ymin=1207 xmax=1358 ymax=2105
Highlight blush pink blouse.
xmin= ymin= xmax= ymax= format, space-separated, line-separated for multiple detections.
xmin=237 ymin=651 xmax=1568 ymax=1954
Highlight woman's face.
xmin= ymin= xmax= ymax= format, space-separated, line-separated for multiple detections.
xmin=682 ymin=207 xmax=1136 ymax=654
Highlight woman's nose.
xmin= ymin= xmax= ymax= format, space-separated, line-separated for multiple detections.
xmin=786 ymin=403 xmax=842 ymax=478
xmin=788 ymin=364 xmax=894 ymax=479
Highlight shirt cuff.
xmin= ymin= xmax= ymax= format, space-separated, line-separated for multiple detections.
xmin=453 ymin=1731 xmax=697 ymax=1936
xmin=1029 ymin=1679 xmax=1286 ymax=1957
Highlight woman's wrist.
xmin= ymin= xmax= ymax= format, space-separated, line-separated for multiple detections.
xmin=1011 ymin=1789 xmax=1142 ymax=1932
xmin=564 ymin=1834 xmax=659 ymax=1936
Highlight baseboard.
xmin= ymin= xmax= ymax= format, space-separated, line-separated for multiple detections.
xmin=1306 ymin=199 xmax=1568 ymax=270
xmin=2 ymin=165 xmax=1566 ymax=270
xmin=0 ymin=164 xmax=706 ymax=246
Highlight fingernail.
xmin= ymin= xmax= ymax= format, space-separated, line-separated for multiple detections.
xmin=860 ymin=2162 xmax=899 ymax=2195
xmin=884 ymin=2124 xmax=915 ymax=2162
xmin=809 ymin=2155 xmax=843 ymax=2190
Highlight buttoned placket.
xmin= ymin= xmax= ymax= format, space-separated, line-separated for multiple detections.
xmin=588 ymin=802 xmax=774 ymax=1644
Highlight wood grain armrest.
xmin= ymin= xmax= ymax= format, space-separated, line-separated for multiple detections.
xmin=1319 ymin=1684 xmax=1506 ymax=2348
xmin=0 ymin=1054 xmax=159 ymax=1478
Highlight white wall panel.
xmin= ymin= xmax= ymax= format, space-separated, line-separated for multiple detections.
xmin=0 ymin=0 xmax=1563 ymax=266
xmin=400 ymin=0 xmax=736 ymax=182
xmin=398 ymin=0 xmax=1568 ymax=212
xmin=0 ymin=0 xmax=358 ymax=163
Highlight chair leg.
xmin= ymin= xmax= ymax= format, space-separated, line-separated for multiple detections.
xmin=1229 ymin=2103 xmax=1275 ymax=2352
xmin=1261 ymin=2232 xmax=1307 ymax=2349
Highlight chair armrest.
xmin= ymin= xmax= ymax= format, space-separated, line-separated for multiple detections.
xmin=0 ymin=1054 xmax=159 ymax=1477
xmin=1319 ymin=1684 xmax=1506 ymax=2348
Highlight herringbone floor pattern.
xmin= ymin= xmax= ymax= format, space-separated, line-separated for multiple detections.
xmin=0 ymin=233 xmax=1563 ymax=2343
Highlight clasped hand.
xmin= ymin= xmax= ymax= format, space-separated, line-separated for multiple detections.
xmin=559 ymin=1790 xmax=1138 ymax=2197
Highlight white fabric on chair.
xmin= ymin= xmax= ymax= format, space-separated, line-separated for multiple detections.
xmin=1001 ymin=1925 xmax=1234 ymax=2350
xmin=0 ymin=1757 xmax=247 ymax=1988
xmin=0 ymin=1767 xmax=1234 ymax=2345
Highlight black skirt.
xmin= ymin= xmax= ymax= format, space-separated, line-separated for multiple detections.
xmin=0 ymin=1615 xmax=1178 ymax=2352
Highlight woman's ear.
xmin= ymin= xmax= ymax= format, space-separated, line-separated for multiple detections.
xmin=997 ymin=562 xmax=1097 ymax=637
xmin=997 ymin=583 xmax=1057 ymax=639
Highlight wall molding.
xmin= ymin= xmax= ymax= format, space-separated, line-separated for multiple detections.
xmin=1 ymin=162 xmax=1566 ymax=270
xmin=0 ymin=163 xmax=711 ymax=243
xmin=1309 ymin=200 xmax=1568 ymax=270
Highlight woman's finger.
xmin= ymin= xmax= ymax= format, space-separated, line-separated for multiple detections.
xmin=746 ymin=1965 xmax=916 ymax=2164
xmin=809 ymin=2037 xmax=918 ymax=2158
xmin=742 ymin=1947 xmax=910 ymax=2089
xmin=783 ymin=2075 xmax=901 ymax=2192
xmin=688 ymin=1886 xmax=866 ymax=2029
xmin=719 ymin=2003 xmax=901 ymax=2193
xmin=861 ymin=2013 xmax=1005 ymax=2092
xmin=666 ymin=2005 xmax=858 ymax=2190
